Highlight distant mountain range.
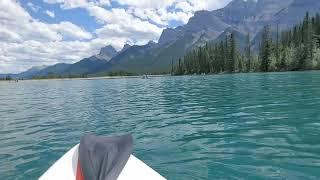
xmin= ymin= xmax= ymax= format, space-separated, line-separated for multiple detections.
xmin=4 ymin=0 xmax=320 ymax=79
xmin=0 ymin=65 xmax=48 ymax=79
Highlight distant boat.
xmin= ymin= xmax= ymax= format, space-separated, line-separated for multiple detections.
xmin=142 ymin=74 xmax=149 ymax=79
xmin=39 ymin=134 xmax=165 ymax=180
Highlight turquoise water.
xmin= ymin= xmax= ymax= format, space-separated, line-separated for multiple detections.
xmin=1 ymin=71 xmax=320 ymax=179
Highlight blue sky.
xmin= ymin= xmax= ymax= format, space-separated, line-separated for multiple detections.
xmin=0 ymin=0 xmax=232 ymax=73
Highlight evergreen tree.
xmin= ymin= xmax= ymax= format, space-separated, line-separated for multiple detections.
xmin=260 ymin=25 xmax=272 ymax=72
xmin=245 ymin=33 xmax=252 ymax=72
xmin=178 ymin=58 xmax=182 ymax=75
xmin=173 ymin=12 xmax=320 ymax=75
xmin=171 ymin=58 xmax=174 ymax=75
xmin=229 ymin=33 xmax=236 ymax=72
xmin=219 ymin=41 xmax=225 ymax=72
xmin=280 ymin=47 xmax=287 ymax=70
xmin=275 ymin=24 xmax=281 ymax=70
xmin=224 ymin=36 xmax=229 ymax=71
xmin=238 ymin=55 xmax=244 ymax=72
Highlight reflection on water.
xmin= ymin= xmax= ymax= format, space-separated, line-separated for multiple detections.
xmin=1 ymin=71 xmax=320 ymax=179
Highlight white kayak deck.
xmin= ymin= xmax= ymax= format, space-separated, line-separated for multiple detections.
xmin=39 ymin=144 xmax=166 ymax=180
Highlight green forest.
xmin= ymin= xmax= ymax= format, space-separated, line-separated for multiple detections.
xmin=173 ymin=12 xmax=320 ymax=75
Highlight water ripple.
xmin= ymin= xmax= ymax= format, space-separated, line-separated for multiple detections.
xmin=1 ymin=72 xmax=320 ymax=179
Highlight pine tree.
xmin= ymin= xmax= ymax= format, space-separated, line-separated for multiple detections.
xmin=280 ymin=47 xmax=287 ymax=71
xmin=298 ymin=12 xmax=313 ymax=70
xmin=306 ymin=12 xmax=315 ymax=68
xmin=275 ymin=24 xmax=281 ymax=70
xmin=245 ymin=33 xmax=252 ymax=72
xmin=224 ymin=36 xmax=229 ymax=71
xmin=238 ymin=55 xmax=244 ymax=72
xmin=316 ymin=13 xmax=320 ymax=35
xmin=173 ymin=12 xmax=320 ymax=75
xmin=178 ymin=58 xmax=182 ymax=75
xmin=260 ymin=25 xmax=272 ymax=72
xmin=171 ymin=58 xmax=174 ymax=75
xmin=229 ymin=33 xmax=236 ymax=72
xmin=219 ymin=41 xmax=225 ymax=72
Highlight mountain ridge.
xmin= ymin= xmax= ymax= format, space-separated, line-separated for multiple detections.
xmin=6 ymin=0 xmax=320 ymax=78
xmin=101 ymin=0 xmax=313 ymax=74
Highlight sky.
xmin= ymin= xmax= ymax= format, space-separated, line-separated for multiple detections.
xmin=0 ymin=0 xmax=232 ymax=73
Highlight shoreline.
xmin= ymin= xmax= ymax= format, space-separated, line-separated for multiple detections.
xmin=2 ymin=70 xmax=319 ymax=82
xmin=6 ymin=74 xmax=171 ymax=82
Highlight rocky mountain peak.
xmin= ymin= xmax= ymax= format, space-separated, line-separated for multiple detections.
xmin=158 ymin=28 xmax=181 ymax=44
xmin=121 ymin=44 xmax=131 ymax=52
xmin=99 ymin=45 xmax=117 ymax=56
xmin=96 ymin=45 xmax=117 ymax=61
xmin=226 ymin=0 xmax=257 ymax=8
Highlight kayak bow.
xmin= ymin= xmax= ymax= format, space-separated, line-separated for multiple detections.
xmin=40 ymin=134 xmax=165 ymax=180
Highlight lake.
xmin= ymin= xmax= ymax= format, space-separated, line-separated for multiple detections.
xmin=1 ymin=71 xmax=320 ymax=180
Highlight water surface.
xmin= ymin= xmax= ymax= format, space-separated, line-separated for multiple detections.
xmin=1 ymin=71 xmax=320 ymax=179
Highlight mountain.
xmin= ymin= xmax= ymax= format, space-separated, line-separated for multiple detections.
xmin=95 ymin=45 xmax=117 ymax=61
xmin=9 ymin=0 xmax=319 ymax=77
xmin=119 ymin=44 xmax=131 ymax=53
xmin=0 ymin=73 xmax=15 ymax=79
xmin=15 ymin=65 xmax=48 ymax=78
xmin=273 ymin=0 xmax=320 ymax=27
xmin=34 ymin=45 xmax=117 ymax=77
xmin=62 ymin=56 xmax=111 ymax=76
xmin=35 ymin=63 xmax=71 ymax=77
xmin=106 ymin=10 xmax=232 ymax=73
xmin=104 ymin=0 xmax=318 ymax=74
xmin=0 ymin=65 xmax=48 ymax=79
xmin=159 ymin=10 xmax=229 ymax=44
xmin=212 ymin=0 xmax=294 ymax=35
xmin=6 ymin=45 xmax=117 ymax=79
xmin=58 ymin=45 xmax=117 ymax=76
xmin=213 ymin=27 xmax=248 ymax=51
xmin=107 ymin=32 xmax=209 ymax=73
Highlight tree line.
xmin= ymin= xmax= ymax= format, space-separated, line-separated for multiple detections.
xmin=173 ymin=12 xmax=320 ymax=75
xmin=0 ymin=76 xmax=13 ymax=81
xmin=31 ymin=71 xmax=138 ymax=79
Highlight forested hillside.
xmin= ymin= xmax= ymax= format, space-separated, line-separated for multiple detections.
xmin=174 ymin=13 xmax=320 ymax=75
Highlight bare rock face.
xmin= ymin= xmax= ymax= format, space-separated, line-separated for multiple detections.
xmin=159 ymin=10 xmax=229 ymax=45
xmin=158 ymin=0 xmax=297 ymax=46
xmin=120 ymin=44 xmax=131 ymax=52
xmin=273 ymin=0 xmax=320 ymax=28
xmin=96 ymin=45 xmax=117 ymax=61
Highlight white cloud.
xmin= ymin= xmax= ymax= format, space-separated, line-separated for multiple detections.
xmin=44 ymin=0 xmax=232 ymax=26
xmin=116 ymin=0 xmax=232 ymax=26
xmin=44 ymin=0 xmax=111 ymax=9
xmin=98 ymin=0 xmax=111 ymax=6
xmin=175 ymin=1 xmax=193 ymax=12
xmin=116 ymin=0 xmax=174 ymax=9
xmin=187 ymin=0 xmax=231 ymax=11
xmin=27 ymin=2 xmax=41 ymax=12
xmin=44 ymin=0 xmax=88 ymax=9
xmin=0 ymin=28 xmax=22 ymax=43
xmin=115 ymin=0 xmax=231 ymax=10
xmin=0 ymin=0 xmax=233 ymax=73
xmin=45 ymin=10 xmax=55 ymax=18
xmin=0 ymin=40 xmax=102 ymax=73
xmin=0 ymin=0 xmax=93 ymax=73
xmin=86 ymin=6 xmax=163 ymax=46
xmin=52 ymin=21 xmax=93 ymax=40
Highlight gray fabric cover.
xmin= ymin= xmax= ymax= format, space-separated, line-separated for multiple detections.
xmin=78 ymin=134 xmax=133 ymax=180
